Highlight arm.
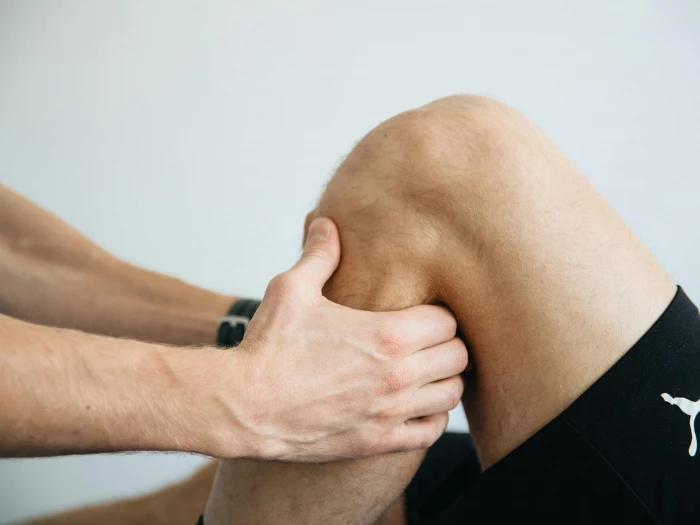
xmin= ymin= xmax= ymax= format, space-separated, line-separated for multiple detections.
xmin=0 ymin=185 xmax=466 ymax=460
xmin=0 ymin=313 xmax=245 ymax=457
xmin=0 ymin=183 xmax=233 ymax=346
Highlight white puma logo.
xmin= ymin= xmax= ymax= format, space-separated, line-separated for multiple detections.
xmin=662 ymin=393 xmax=700 ymax=456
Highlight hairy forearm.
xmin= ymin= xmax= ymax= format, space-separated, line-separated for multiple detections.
xmin=0 ymin=184 xmax=234 ymax=345
xmin=0 ymin=313 xmax=247 ymax=458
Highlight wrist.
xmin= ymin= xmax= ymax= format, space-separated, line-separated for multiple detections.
xmin=0 ymin=319 xmax=243 ymax=457
xmin=167 ymin=345 xmax=257 ymax=458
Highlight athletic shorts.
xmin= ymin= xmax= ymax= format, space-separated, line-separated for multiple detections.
xmin=419 ymin=285 xmax=700 ymax=524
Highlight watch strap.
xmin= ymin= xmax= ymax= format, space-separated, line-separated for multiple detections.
xmin=216 ymin=298 xmax=261 ymax=348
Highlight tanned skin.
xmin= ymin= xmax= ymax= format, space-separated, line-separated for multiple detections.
xmin=1 ymin=176 xmax=463 ymax=521
xmin=1 ymin=178 xmax=464 ymax=460
xmin=312 ymin=95 xmax=674 ymax=467
xmin=0 ymin=186 xmax=227 ymax=525
xmin=18 ymin=95 xmax=675 ymax=524
xmin=204 ymin=95 xmax=673 ymax=525
xmin=0 ymin=184 xmax=234 ymax=346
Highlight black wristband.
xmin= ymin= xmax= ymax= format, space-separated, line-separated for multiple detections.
xmin=216 ymin=298 xmax=261 ymax=348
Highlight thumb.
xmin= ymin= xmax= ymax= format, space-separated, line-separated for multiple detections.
xmin=292 ymin=217 xmax=341 ymax=291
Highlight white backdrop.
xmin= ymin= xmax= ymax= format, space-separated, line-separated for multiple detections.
xmin=0 ymin=0 xmax=699 ymax=522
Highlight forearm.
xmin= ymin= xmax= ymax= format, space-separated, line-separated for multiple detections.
xmin=7 ymin=257 xmax=235 ymax=346
xmin=0 ymin=313 xmax=247 ymax=458
xmin=0 ymin=184 xmax=234 ymax=345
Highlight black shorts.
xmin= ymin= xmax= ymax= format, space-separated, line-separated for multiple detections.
xmin=419 ymin=286 xmax=700 ymax=525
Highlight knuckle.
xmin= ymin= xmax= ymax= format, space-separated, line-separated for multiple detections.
xmin=356 ymin=430 xmax=387 ymax=457
xmin=376 ymin=400 xmax=401 ymax=421
xmin=380 ymin=368 xmax=410 ymax=394
xmin=352 ymin=437 xmax=373 ymax=458
xmin=374 ymin=327 xmax=408 ymax=359
xmin=356 ymin=442 xmax=374 ymax=458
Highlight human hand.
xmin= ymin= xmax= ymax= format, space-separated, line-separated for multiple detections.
xmin=228 ymin=218 xmax=467 ymax=462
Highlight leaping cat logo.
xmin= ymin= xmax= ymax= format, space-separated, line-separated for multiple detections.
xmin=662 ymin=393 xmax=700 ymax=456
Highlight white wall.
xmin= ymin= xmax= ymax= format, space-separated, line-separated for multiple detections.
xmin=0 ymin=0 xmax=698 ymax=522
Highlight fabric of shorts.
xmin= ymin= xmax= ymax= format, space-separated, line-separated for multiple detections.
xmin=406 ymin=431 xmax=478 ymax=524
xmin=420 ymin=285 xmax=700 ymax=525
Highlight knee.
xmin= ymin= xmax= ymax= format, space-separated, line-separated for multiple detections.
xmin=308 ymin=96 xmax=507 ymax=303
xmin=311 ymin=94 xmax=570 ymax=308
xmin=316 ymin=94 xmax=552 ymax=243
xmin=331 ymin=95 xmax=554 ymax=207
xmin=368 ymin=93 xmax=546 ymax=176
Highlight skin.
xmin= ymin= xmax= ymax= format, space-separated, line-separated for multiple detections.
xmin=204 ymin=94 xmax=675 ymax=525
xmin=227 ymin=218 xmax=465 ymax=462
xmin=314 ymin=95 xmax=674 ymax=467
xmin=16 ymin=94 xmax=677 ymax=524
xmin=0 ymin=183 xmax=464 ymax=460
xmin=0 ymin=183 xmax=234 ymax=346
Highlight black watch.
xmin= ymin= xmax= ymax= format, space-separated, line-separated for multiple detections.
xmin=216 ymin=298 xmax=261 ymax=348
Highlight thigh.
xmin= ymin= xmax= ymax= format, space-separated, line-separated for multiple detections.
xmin=207 ymin=94 xmax=676 ymax=523
xmin=314 ymin=94 xmax=676 ymax=468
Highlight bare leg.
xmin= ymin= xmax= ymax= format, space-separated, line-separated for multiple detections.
xmin=203 ymin=252 xmax=431 ymax=525
xmin=313 ymin=94 xmax=675 ymax=468
xmin=28 ymin=95 xmax=676 ymax=524
xmin=205 ymin=454 xmax=415 ymax=525
xmin=204 ymin=94 xmax=672 ymax=523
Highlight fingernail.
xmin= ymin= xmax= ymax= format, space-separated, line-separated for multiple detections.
xmin=306 ymin=218 xmax=331 ymax=245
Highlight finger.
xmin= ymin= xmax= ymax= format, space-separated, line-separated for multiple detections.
xmin=291 ymin=217 xmax=341 ymax=291
xmin=407 ymin=375 xmax=464 ymax=419
xmin=391 ymin=412 xmax=450 ymax=452
xmin=375 ymin=305 xmax=458 ymax=355
xmin=409 ymin=337 xmax=468 ymax=385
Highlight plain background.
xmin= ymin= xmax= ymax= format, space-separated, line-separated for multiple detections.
xmin=1 ymin=0 xmax=699 ymax=522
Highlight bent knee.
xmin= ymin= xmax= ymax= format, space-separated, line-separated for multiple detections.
xmin=318 ymin=95 xmax=570 ymax=244
xmin=349 ymin=95 xmax=563 ymax=199
xmin=313 ymin=94 xmax=589 ymax=310
xmin=367 ymin=94 xmax=553 ymax=176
